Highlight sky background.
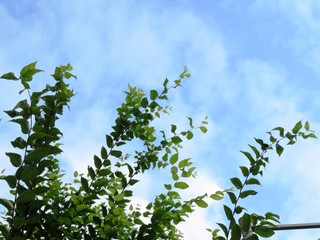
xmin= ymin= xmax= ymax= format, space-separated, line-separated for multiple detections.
xmin=1 ymin=1 xmax=320 ymax=239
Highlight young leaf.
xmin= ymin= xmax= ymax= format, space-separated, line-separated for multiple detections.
xmin=186 ymin=131 xmax=193 ymax=140
xmin=292 ymin=121 xmax=302 ymax=134
xmin=172 ymin=136 xmax=182 ymax=144
xmin=20 ymin=62 xmax=43 ymax=81
xmin=199 ymin=126 xmax=207 ymax=133
xmin=187 ymin=116 xmax=194 ymax=128
xmin=210 ymin=191 xmax=224 ymax=201
xmin=174 ymin=181 xmax=189 ymax=189
xmin=194 ymin=199 xmax=208 ymax=208
xmin=0 ymin=72 xmax=19 ymax=80
xmin=150 ymin=90 xmax=158 ymax=100
xmin=170 ymin=153 xmax=179 ymax=164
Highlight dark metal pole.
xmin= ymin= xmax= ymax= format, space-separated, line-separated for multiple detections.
xmin=271 ymin=222 xmax=320 ymax=231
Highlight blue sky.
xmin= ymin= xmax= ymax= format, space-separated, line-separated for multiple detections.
xmin=1 ymin=1 xmax=320 ymax=239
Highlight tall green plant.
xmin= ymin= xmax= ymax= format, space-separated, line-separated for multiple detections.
xmin=0 ymin=63 xmax=215 ymax=239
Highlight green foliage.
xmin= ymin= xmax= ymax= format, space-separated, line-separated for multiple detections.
xmin=0 ymin=63 xmax=216 ymax=239
xmin=0 ymin=63 xmax=316 ymax=240
xmin=210 ymin=120 xmax=316 ymax=240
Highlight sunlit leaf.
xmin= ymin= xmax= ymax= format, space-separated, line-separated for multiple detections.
xmin=174 ymin=182 xmax=189 ymax=189
xmin=292 ymin=121 xmax=302 ymax=134
xmin=170 ymin=153 xmax=179 ymax=164
xmin=195 ymin=199 xmax=208 ymax=208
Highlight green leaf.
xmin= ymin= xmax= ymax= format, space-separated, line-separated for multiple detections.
xmin=11 ymin=137 xmax=27 ymax=149
xmin=187 ymin=116 xmax=194 ymax=128
xmin=110 ymin=150 xmax=122 ymax=158
xmin=88 ymin=166 xmax=96 ymax=179
xmin=241 ymin=151 xmax=255 ymax=164
xmin=244 ymin=234 xmax=259 ymax=240
xmin=194 ymin=199 xmax=208 ymax=208
xmin=223 ymin=205 xmax=233 ymax=221
xmin=186 ymin=131 xmax=193 ymax=140
xmin=20 ymin=165 xmax=39 ymax=182
xmin=20 ymin=62 xmax=43 ymax=81
xmin=199 ymin=126 xmax=207 ymax=133
xmin=217 ymin=222 xmax=228 ymax=236
xmin=230 ymin=177 xmax=242 ymax=189
xmin=4 ymin=175 xmax=16 ymax=188
xmin=249 ymin=144 xmax=260 ymax=158
xmin=169 ymin=153 xmax=179 ymax=164
xmin=240 ymin=166 xmax=249 ymax=177
xmin=246 ymin=178 xmax=261 ymax=185
xmin=17 ymin=190 xmax=36 ymax=203
xmin=25 ymin=147 xmax=62 ymax=163
xmin=172 ymin=136 xmax=182 ymax=144
xmin=178 ymin=158 xmax=192 ymax=168
xmin=1 ymin=72 xmax=19 ymax=80
xmin=174 ymin=181 xmax=189 ymax=189
xmin=81 ymin=177 xmax=89 ymax=192
xmin=304 ymin=121 xmax=310 ymax=131
xmin=230 ymin=224 xmax=242 ymax=240
xmin=129 ymin=179 xmax=139 ymax=185
xmin=292 ymin=121 xmax=302 ymax=134
xmin=6 ymin=152 xmax=22 ymax=167
xmin=241 ymin=213 xmax=251 ymax=233
xmin=254 ymin=226 xmax=274 ymax=238
xmin=140 ymin=97 xmax=148 ymax=108
xmin=33 ymin=186 xmax=49 ymax=194
xmin=226 ymin=191 xmax=237 ymax=204
xmin=272 ymin=127 xmax=284 ymax=137
xmin=210 ymin=191 xmax=224 ymax=201
xmin=106 ymin=135 xmax=113 ymax=148
xmin=94 ymin=155 xmax=102 ymax=168
xmin=171 ymin=124 xmax=177 ymax=134
xmin=10 ymin=118 xmax=29 ymax=134
xmin=275 ymin=143 xmax=284 ymax=156
xmin=240 ymin=190 xmax=257 ymax=198
xmin=150 ymin=90 xmax=158 ymax=100
xmin=0 ymin=198 xmax=14 ymax=211
xmin=100 ymin=146 xmax=107 ymax=159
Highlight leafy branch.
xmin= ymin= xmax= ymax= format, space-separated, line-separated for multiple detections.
xmin=211 ymin=121 xmax=316 ymax=240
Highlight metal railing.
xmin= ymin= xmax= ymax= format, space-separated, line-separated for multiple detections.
xmin=271 ymin=222 xmax=320 ymax=231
